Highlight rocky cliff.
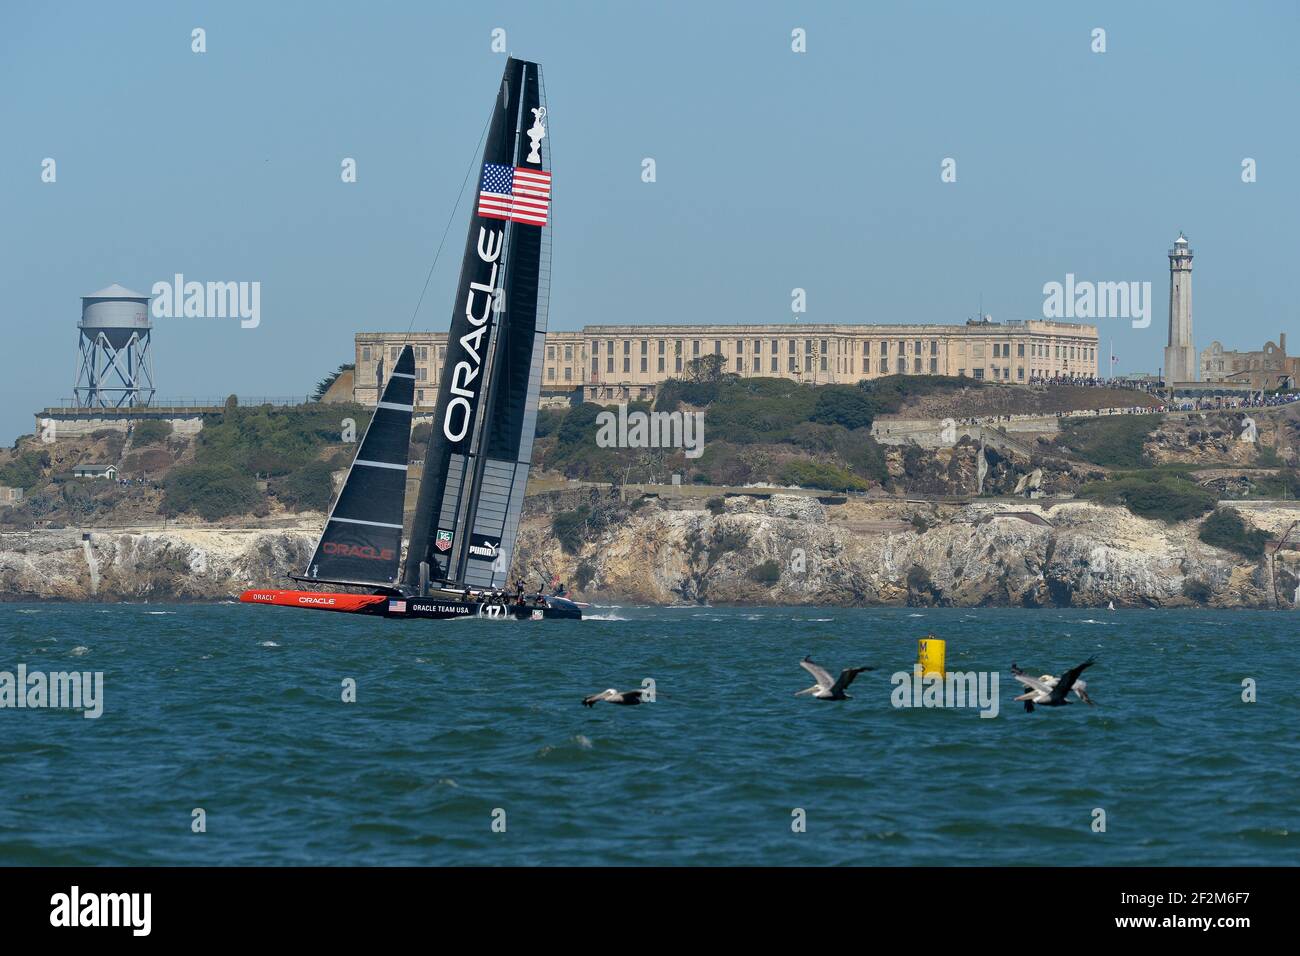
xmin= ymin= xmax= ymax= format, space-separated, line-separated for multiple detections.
xmin=512 ymin=494 xmax=1300 ymax=609
xmin=0 ymin=527 xmax=316 ymax=602
xmin=2 ymin=495 xmax=1297 ymax=608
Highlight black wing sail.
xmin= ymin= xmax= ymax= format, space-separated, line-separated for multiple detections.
xmin=403 ymin=57 xmax=550 ymax=593
xmin=456 ymin=62 xmax=550 ymax=590
xmin=298 ymin=344 xmax=414 ymax=589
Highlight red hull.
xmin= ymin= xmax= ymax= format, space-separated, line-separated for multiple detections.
xmin=239 ymin=589 xmax=387 ymax=614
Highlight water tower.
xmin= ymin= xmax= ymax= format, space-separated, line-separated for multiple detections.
xmin=74 ymin=283 xmax=156 ymax=407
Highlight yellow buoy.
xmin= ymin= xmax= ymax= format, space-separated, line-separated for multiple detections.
xmin=917 ymin=635 xmax=946 ymax=678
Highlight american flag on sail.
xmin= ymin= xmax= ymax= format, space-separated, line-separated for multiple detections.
xmin=478 ymin=163 xmax=551 ymax=226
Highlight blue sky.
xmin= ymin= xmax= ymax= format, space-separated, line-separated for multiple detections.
xmin=2 ymin=0 xmax=1296 ymax=444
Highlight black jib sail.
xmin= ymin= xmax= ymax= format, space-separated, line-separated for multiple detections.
xmin=297 ymin=344 xmax=415 ymax=590
xmin=402 ymin=57 xmax=551 ymax=594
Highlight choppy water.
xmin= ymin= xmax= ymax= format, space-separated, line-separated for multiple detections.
xmin=0 ymin=604 xmax=1296 ymax=866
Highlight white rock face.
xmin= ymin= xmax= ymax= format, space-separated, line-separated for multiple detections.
xmin=0 ymin=495 xmax=1294 ymax=608
xmin=512 ymin=495 xmax=1290 ymax=609
xmin=0 ymin=528 xmax=316 ymax=601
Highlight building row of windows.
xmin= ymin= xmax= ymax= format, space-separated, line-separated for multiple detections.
xmin=363 ymin=339 xmax=1096 ymax=369
xmin=360 ymin=336 xmax=1097 ymax=394
xmin=388 ymin=358 xmax=1051 ymax=385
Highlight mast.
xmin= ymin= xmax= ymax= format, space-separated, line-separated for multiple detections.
xmin=451 ymin=60 xmax=532 ymax=586
xmin=402 ymin=58 xmax=551 ymax=594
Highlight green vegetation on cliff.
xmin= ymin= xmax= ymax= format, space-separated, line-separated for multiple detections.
xmin=0 ymin=449 xmax=51 ymax=490
xmin=1076 ymin=472 xmax=1215 ymax=522
xmin=1057 ymin=414 xmax=1162 ymax=467
xmin=536 ymin=374 xmax=978 ymax=489
xmin=196 ymin=403 xmax=370 ymax=477
xmin=163 ymin=403 xmax=369 ymax=520
xmin=1198 ymin=508 xmax=1271 ymax=559
xmin=163 ymin=464 xmax=264 ymax=521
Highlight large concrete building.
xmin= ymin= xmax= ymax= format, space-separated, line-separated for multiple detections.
xmin=1201 ymin=333 xmax=1299 ymax=390
xmin=1164 ymin=233 xmax=1196 ymax=384
xmin=354 ymin=319 xmax=1099 ymax=407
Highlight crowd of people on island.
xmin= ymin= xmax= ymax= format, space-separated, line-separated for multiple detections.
xmin=1028 ymin=373 xmax=1161 ymax=391
xmin=946 ymin=389 xmax=1299 ymax=431
xmin=1165 ymin=391 xmax=1300 ymax=412
xmin=458 ymin=577 xmax=568 ymax=610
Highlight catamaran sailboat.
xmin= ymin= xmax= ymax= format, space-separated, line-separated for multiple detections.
xmin=241 ymin=57 xmax=581 ymax=622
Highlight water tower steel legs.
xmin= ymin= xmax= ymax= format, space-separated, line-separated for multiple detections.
xmin=74 ymin=329 xmax=155 ymax=408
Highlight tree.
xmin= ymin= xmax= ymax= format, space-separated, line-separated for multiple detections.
xmin=685 ymin=353 xmax=726 ymax=383
xmin=810 ymin=386 xmax=878 ymax=430
xmin=313 ymin=364 xmax=355 ymax=402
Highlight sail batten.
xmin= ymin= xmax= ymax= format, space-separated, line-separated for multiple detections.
xmin=402 ymin=57 xmax=551 ymax=594
xmin=298 ymin=344 xmax=415 ymax=589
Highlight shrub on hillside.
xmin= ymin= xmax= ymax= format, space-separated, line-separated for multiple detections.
xmin=694 ymin=441 xmax=754 ymax=486
xmin=834 ymin=429 xmax=889 ymax=484
xmin=274 ymin=460 xmax=336 ymax=512
xmin=857 ymin=374 xmax=979 ymax=410
xmin=1253 ymin=467 xmax=1300 ymax=499
xmin=1076 ymin=473 xmax=1215 ymax=523
xmin=0 ymin=506 xmax=34 ymax=530
xmin=748 ymin=559 xmax=781 ymax=585
xmin=163 ymin=464 xmax=261 ymax=521
xmin=552 ymin=506 xmax=592 ymax=554
xmin=1057 ymin=414 xmax=1162 ymax=467
xmin=534 ymin=408 xmax=566 ymax=438
xmin=656 ymin=377 xmax=817 ymax=444
xmin=654 ymin=378 xmax=721 ymax=409
xmin=554 ymin=402 xmax=611 ymax=451
xmin=810 ymin=386 xmax=878 ymax=430
xmin=195 ymin=403 xmax=371 ymax=477
xmin=777 ymin=459 xmax=870 ymax=492
xmin=0 ymin=450 xmax=50 ymax=489
xmin=1198 ymin=508 xmax=1271 ymax=559
xmin=131 ymin=420 xmax=173 ymax=445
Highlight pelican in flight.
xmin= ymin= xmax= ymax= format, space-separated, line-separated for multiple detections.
xmin=795 ymin=656 xmax=874 ymax=700
xmin=582 ymin=688 xmax=646 ymax=707
xmin=1010 ymin=658 xmax=1097 ymax=712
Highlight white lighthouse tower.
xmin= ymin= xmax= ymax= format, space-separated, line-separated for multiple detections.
xmin=1164 ymin=233 xmax=1195 ymax=384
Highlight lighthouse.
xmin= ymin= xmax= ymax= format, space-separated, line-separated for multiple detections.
xmin=1164 ymin=233 xmax=1195 ymax=383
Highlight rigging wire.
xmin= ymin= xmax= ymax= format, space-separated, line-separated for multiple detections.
xmin=400 ymin=109 xmax=493 ymax=349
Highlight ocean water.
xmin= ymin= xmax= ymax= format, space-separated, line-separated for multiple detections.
xmin=0 ymin=603 xmax=1296 ymax=866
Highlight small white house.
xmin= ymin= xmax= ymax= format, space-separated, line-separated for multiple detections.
xmin=0 ymin=485 xmax=24 ymax=504
xmin=71 ymin=463 xmax=119 ymax=480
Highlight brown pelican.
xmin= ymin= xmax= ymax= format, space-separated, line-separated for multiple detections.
xmin=582 ymin=688 xmax=646 ymax=707
xmin=1010 ymin=658 xmax=1097 ymax=712
xmin=795 ymin=656 xmax=874 ymax=700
